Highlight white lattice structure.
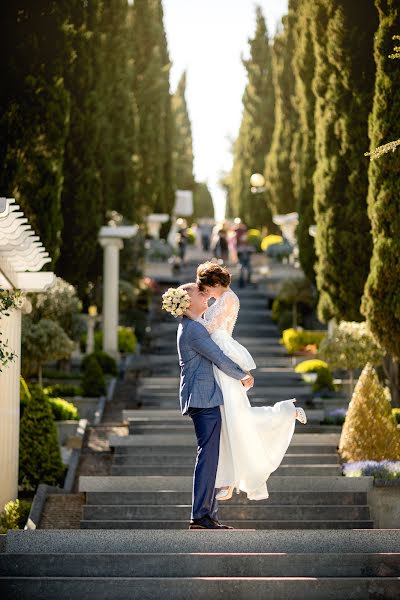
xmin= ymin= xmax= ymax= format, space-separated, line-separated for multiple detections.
xmin=0 ymin=197 xmax=55 ymax=508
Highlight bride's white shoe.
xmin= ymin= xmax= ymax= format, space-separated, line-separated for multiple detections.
xmin=295 ymin=407 xmax=307 ymax=424
xmin=216 ymin=486 xmax=234 ymax=501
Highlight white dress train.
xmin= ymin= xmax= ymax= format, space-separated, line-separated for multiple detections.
xmin=198 ymin=289 xmax=296 ymax=501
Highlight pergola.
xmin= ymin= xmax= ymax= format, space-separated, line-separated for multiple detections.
xmin=0 ymin=197 xmax=55 ymax=509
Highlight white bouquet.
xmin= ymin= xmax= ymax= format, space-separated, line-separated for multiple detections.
xmin=161 ymin=287 xmax=191 ymax=317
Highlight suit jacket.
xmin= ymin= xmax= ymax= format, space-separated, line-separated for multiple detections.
xmin=177 ymin=316 xmax=247 ymax=415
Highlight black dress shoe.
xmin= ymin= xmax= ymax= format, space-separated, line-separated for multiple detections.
xmin=189 ymin=515 xmax=221 ymax=529
xmin=210 ymin=518 xmax=234 ymax=530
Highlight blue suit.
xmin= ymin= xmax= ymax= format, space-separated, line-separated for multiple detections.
xmin=177 ymin=317 xmax=247 ymax=520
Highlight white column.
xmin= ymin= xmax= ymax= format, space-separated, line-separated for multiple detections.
xmin=86 ymin=316 xmax=96 ymax=355
xmin=0 ymin=307 xmax=22 ymax=509
xmin=100 ymin=238 xmax=123 ymax=356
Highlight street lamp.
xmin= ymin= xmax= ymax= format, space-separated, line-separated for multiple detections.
xmin=250 ymin=173 xmax=268 ymax=194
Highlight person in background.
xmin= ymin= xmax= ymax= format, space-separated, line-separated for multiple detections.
xmin=237 ymin=231 xmax=254 ymax=288
xmin=215 ymin=227 xmax=229 ymax=263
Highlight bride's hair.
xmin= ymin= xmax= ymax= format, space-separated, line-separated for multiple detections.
xmin=196 ymin=261 xmax=231 ymax=290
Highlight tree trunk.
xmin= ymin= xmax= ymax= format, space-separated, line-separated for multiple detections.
xmin=292 ymin=303 xmax=298 ymax=329
xmin=38 ymin=364 xmax=42 ymax=388
xmin=383 ymin=355 xmax=400 ymax=408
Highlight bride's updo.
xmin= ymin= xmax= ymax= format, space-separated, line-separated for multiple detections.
xmin=196 ymin=261 xmax=231 ymax=291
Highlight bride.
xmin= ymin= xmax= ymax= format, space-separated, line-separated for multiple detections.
xmin=196 ymin=261 xmax=307 ymax=501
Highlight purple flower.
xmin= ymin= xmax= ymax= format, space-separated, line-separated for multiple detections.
xmin=342 ymin=460 xmax=400 ymax=478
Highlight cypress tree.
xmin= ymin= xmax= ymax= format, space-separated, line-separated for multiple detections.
xmin=229 ymin=6 xmax=274 ymax=228
xmin=0 ymin=1 xmax=70 ymax=263
xmin=192 ymin=182 xmax=215 ymax=221
xmin=312 ymin=0 xmax=377 ymax=323
xmin=265 ymin=0 xmax=298 ymax=216
xmin=97 ymin=0 xmax=136 ymax=222
xmin=361 ymin=1 xmax=400 ymax=403
xmin=57 ymin=0 xmax=104 ymax=295
xmin=291 ymin=0 xmax=317 ymax=282
xmin=172 ymin=72 xmax=195 ymax=191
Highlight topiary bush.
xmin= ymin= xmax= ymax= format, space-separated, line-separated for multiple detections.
xmin=339 ymin=364 xmax=400 ymax=462
xmin=19 ymin=386 xmax=65 ymax=491
xmin=0 ymin=499 xmax=32 ymax=533
xmin=81 ymin=351 xmax=117 ymax=376
xmin=281 ymin=328 xmax=326 ymax=354
xmin=393 ymin=409 xmax=400 ymax=425
xmin=80 ymin=356 xmax=106 ymax=397
xmin=48 ymin=397 xmax=79 ymax=421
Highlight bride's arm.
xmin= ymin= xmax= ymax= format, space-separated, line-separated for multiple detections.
xmin=198 ymin=293 xmax=238 ymax=334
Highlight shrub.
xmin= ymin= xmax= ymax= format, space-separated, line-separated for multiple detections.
xmin=19 ymin=386 xmax=65 ymax=491
xmin=277 ymin=310 xmax=293 ymax=333
xmin=319 ymin=321 xmax=383 ymax=372
xmin=261 ymin=234 xmax=283 ymax=252
xmin=0 ymin=499 xmax=32 ymax=533
xmin=322 ymin=408 xmax=347 ymax=426
xmin=83 ymin=327 xmax=137 ymax=354
xmin=42 ymin=368 xmax=81 ymax=380
xmin=81 ymin=351 xmax=117 ymax=376
xmin=339 ymin=364 xmax=400 ymax=462
xmin=342 ymin=460 xmax=400 ymax=479
xmin=272 ymin=297 xmax=288 ymax=323
xmin=281 ymin=328 xmax=326 ymax=354
xmin=44 ymin=384 xmax=81 ymax=397
xmin=393 ymin=409 xmax=400 ymax=425
xmin=294 ymin=359 xmax=334 ymax=393
xmin=48 ymin=397 xmax=79 ymax=421
xmin=246 ymin=229 xmax=262 ymax=251
xmin=81 ymin=356 xmax=106 ymax=397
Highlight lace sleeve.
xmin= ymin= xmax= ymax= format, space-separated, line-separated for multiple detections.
xmin=199 ymin=291 xmax=240 ymax=335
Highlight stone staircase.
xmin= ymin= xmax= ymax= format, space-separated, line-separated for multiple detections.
xmin=2 ymin=273 xmax=399 ymax=597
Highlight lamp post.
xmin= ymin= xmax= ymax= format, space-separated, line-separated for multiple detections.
xmin=86 ymin=305 xmax=98 ymax=355
xmin=250 ymin=173 xmax=268 ymax=194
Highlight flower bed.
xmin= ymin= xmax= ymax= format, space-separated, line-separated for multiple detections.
xmin=342 ymin=460 xmax=400 ymax=479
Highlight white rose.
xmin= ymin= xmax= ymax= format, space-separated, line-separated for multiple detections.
xmin=175 ymin=307 xmax=184 ymax=316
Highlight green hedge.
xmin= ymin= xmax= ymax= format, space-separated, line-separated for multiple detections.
xmin=81 ymin=327 xmax=137 ymax=354
xmin=44 ymin=383 xmax=82 ymax=397
xmin=281 ymin=328 xmax=326 ymax=354
xmin=19 ymin=387 xmax=65 ymax=491
xmin=81 ymin=351 xmax=117 ymax=376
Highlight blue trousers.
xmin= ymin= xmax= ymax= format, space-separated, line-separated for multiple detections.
xmin=188 ymin=406 xmax=221 ymax=520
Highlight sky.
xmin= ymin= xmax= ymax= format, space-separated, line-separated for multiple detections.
xmin=163 ymin=0 xmax=288 ymax=220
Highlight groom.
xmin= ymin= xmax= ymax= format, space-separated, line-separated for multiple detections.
xmin=177 ymin=282 xmax=254 ymax=530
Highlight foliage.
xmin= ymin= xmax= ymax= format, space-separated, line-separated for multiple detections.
xmin=264 ymin=0 xmax=298 ymax=215
xmin=44 ymin=383 xmax=82 ymax=397
xmin=392 ymin=408 xmax=400 ymax=424
xmin=339 ymin=364 xmax=400 ymax=462
xmin=229 ymin=6 xmax=274 ymax=227
xmin=318 ymin=321 xmax=383 ymax=372
xmin=343 ymin=460 xmax=400 ymax=479
xmin=192 ymin=182 xmax=214 ymax=221
xmin=48 ymin=397 xmax=79 ymax=421
xmin=291 ymin=0 xmax=317 ymax=283
xmin=21 ymin=317 xmax=75 ymax=383
xmin=312 ymin=0 xmax=377 ymax=323
xmin=261 ymin=235 xmax=283 ymax=252
xmin=246 ymin=229 xmax=262 ymax=251
xmin=278 ymin=277 xmax=315 ymax=328
xmin=322 ymin=408 xmax=347 ymax=426
xmin=42 ymin=368 xmax=81 ymax=381
xmin=281 ymin=328 xmax=326 ymax=354
xmin=19 ymin=386 xmax=65 ymax=490
xmin=0 ymin=499 xmax=32 ymax=533
xmin=277 ymin=310 xmax=294 ymax=334
xmin=87 ymin=327 xmax=137 ymax=354
xmin=81 ymin=351 xmax=117 ymax=376
xmin=28 ymin=277 xmax=83 ymax=341
xmin=20 ymin=377 xmax=31 ymax=403
xmin=0 ymin=289 xmax=23 ymax=371
xmin=80 ymin=356 xmax=106 ymax=397
xmin=172 ymin=71 xmax=194 ymax=191
xmin=361 ymin=2 xmax=400 ymax=362
xmin=294 ymin=358 xmax=334 ymax=392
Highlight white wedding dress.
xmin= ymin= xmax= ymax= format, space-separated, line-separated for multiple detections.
xmin=198 ymin=288 xmax=296 ymax=500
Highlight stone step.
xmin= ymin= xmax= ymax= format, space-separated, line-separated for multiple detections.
xmin=7 ymin=529 xmax=395 ymax=554
xmin=81 ymin=504 xmax=369 ymax=522
xmin=2 ymin=552 xmax=398 ymax=578
xmin=123 ymin=409 xmax=326 ymax=423
xmin=109 ymin=433 xmax=341 ymax=447
xmin=114 ymin=444 xmax=338 ymax=456
xmin=3 ymin=576 xmax=399 ymax=599
xmin=125 ymin=423 xmax=342 ymax=434
xmin=110 ymin=464 xmax=342 ymax=477
xmin=85 ymin=490 xmax=367 ymax=506
xmin=80 ymin=519 xmax=374 ymax=530
xmin=79 ymin=476 xmax=372 ymax=493
xmin=112 ymin=453 xmax=339 ymax=466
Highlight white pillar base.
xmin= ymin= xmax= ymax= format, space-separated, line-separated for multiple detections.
xmin=100 ymin=238 xmax=123 ymax=356
xmin=0 ymin=307 xmax=22 ymax=509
